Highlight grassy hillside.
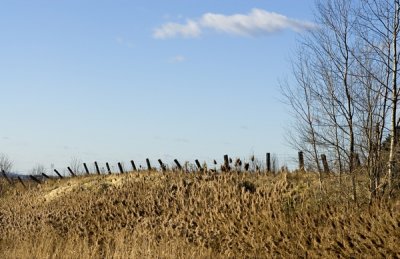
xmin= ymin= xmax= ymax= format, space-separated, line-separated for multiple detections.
xmin=0 ymin=171 xmax=399 ymax=258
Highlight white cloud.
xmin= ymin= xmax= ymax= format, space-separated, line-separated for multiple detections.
xmin=169 ymin=55 xmax=186 ymax=63
xmin=153 ymin=8 xmax=316 ymax=39
xmin=200 ymin=9 xmax=316 ymax=36
xmin=153 ymin=20 xmax=201 ymax=39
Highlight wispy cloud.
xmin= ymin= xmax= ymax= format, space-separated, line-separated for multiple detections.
xmin=153 ymin=8 xmax=316 ymax=39
xmin=115 ymin=36 xmax=135 ymax=48
xmin=153 ymin=20 xmax=201 ymax=39
xmin=201 ymin=9 xmax=316 ymax=36
xmin=169 ymin=55 xmax=186 ymax=63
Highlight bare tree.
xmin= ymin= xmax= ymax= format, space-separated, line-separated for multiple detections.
xmin=281 ymin=48 xmax=322 ymax=175
xmin=0 ymin=153 xmax=13 ymax=173
xmin=30 ymin=164 xmax=46 ymax=176
xmin=282 ymin=0 xmax=360 ymax=197
xmin=281 ymin=0 xmax=400 ymax=201
xmin=356 ymin=0 xmax=400 ymax=197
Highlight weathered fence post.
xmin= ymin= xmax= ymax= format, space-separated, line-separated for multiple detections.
xmin=130 ymin=160 xmax=137 ymax=171
xmin=223 ymin=155 xmax=230 ymax=172
xmin=18 ymin=177 xmax=26 ymax=189
xmin=174 ymin=159 xmax=182 ymax=171
xmin=94 ymin=162 xmax=100 ymax=175
xmin=42 ymin=173 xmax=51 ymax=179
xmin=195 ymin=160 xmax=202 ymax=171
xmin=83 ymin=163 xmax=90 ymax=175
xmin=146 ymin=159 xmax=152 ymax=171
xmin=321 ymin=154 xmax=330 ymax=174
xmin=54 ymin=169 xmax=63 ymax=179
xmin=158 ymin=159 xmax=166 ymax=172
xmin=266 ymin=153 xmax=271 ymax=172
xmin=106 ymin=163 xmax=112 ymax=174
xmin=67 ymin=167 xmax=76 ymax=177
xmin=1 ymin=170 xmax=13 ymax=185
xmin=30 ymin=175 xmax=42 ymax=184
xmin=298 ymin=151 xmax=305 ymax=171
xmin=118 ymin=162 xmax=124 ymax=174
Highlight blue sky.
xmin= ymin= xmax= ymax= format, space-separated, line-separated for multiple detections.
xmin=0 ymin=0 xmax=315 ymax=173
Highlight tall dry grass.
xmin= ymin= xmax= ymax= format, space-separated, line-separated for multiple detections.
xmin=0 ymin=171 xmax=399 ymax=258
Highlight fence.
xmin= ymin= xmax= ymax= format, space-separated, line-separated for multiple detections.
xmin=0 ymin=151 xmax=321 ymax=189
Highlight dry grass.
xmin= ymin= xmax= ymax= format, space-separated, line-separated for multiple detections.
xmin=0 ymin=171 xmax=399 ymax=258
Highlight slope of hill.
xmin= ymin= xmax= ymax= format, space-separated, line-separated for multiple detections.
xmin=0 ymin=171 xmax=399 ymax=258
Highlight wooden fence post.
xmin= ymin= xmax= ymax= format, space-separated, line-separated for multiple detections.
xmin=195 ymin=160 xmax=202 ymax=171
xmin=321 ymin=154 xmax=330 ymax=174
xmin=18 ymin=177 xmax=26 ymax=189
xmin=118 ymin=162 xmax=124 ymax=174
xmin=67 ymin=167 xmax=76 ymax=177
xmin=1 ymin=170 xmax=13 ymax=185
xmin=94 ymin=162 xmax=100 ymax=175
xmin=158 ymin=159 xmax=166 ymax=172
xmin=130 ymin=160 xmax=137 ymax=171
xmin=266 ymin=153 xmax=271 ymax=172
xmin=223 ymin=155 xmax=230 ymax=172
xmin=146 ymin=159 xmax=152 ymax=171
xmin=54 ymin=169 xmax=63 ymax=179
xmin=42 ymin=173 xmax=51 ymax=179
xmin=298 ymin=151 xmax=305 ymax=171
xmin=174 ymin=159 xmax=182 ymax=171
xmin=106 ymin=163 xmax=112 ymax=174
xmin=30 ymin=175 xmax=42 ymax=184
xmin=83 ymin=163 xmax=90 ymax=175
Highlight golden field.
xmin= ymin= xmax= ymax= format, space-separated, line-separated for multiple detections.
xmin=0 ymin=171 xmax=399 ymax=258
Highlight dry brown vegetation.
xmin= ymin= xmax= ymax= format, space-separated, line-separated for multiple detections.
xmin=1 ymin=171 xmax=400 ymax=258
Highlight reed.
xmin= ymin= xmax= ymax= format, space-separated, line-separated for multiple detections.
xmin=0 ymin=171 xmax=399 ymax=258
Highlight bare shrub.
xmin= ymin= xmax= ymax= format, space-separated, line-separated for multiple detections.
xmin=69 ymin=157 xmax=82 ymax=175
xmin=30 ymin=164 xmax=46 ymax=176
xmin=0 ymin=153 xmax=13 ymax=172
